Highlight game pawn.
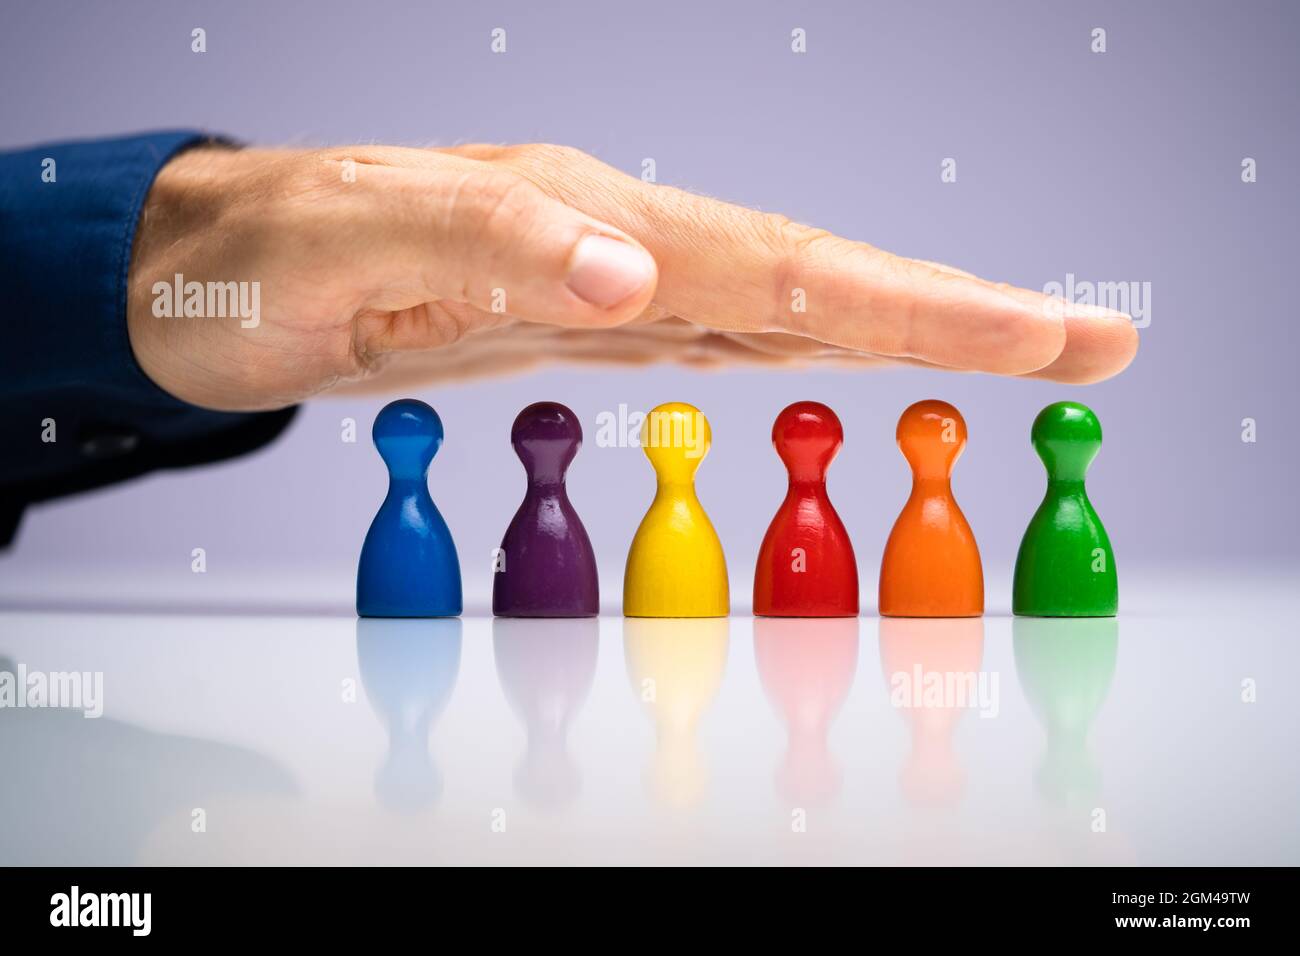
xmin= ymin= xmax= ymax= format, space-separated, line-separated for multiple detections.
xmin=356 ymin=399 xmax=463 ymax=617
xmin=623 ymin=402 xmax=729 ymax=618
xmin=754 ymin=401 xmax=859 ymax=617
xmin=493 ymin=402 xmax=599 ymax=617
xmin=1013 ymin=402 xmax=1118 ymax=617
xmin=878 ymin=400 xmax=984 ymax=617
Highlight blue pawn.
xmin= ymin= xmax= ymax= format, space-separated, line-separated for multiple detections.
xmin=357 ymin=399 xmax=463 ymax=617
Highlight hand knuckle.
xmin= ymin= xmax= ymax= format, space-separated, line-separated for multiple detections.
xmin=283 ymin=152 xmax=348 ymax=201
xmin=765 ymin=215 xmax=833 ymax=330
xmin=513 ymin=143 xmax=590 ymax=168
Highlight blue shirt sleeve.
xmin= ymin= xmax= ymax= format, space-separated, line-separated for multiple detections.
xmin=0 ymin=131 xmax=297 ymax=546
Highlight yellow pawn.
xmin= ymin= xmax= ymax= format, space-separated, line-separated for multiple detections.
xmin=623 ymin=402 xmax=729 ymax=617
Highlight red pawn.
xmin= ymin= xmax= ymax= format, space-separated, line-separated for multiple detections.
xmin=753 ymin=402 xmax=860 ymax=617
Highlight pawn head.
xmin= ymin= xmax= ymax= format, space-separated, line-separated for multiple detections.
xmin=641 ymin=402 xmax=711 ymax=482
xmin=896 ymin=399 xmax=966 ymax=479
xmin=1031 ymin=401 xmax=1102 ymax=481
xmin=772 ymin=401 xmax=843 ymax=482
xmin=372 ymin=399 xmax=443 ymax=479
xmin=511 ymin=401 xmax=582 ymax=484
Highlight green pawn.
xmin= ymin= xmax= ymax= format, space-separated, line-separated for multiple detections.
xmin=1013 ymin=402 xmax=1117 ymax=617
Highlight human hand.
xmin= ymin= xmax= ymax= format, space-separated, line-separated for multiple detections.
xmin=127 ymin=143 xmax=1137 ymax=411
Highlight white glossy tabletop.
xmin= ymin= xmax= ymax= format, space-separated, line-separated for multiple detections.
xmin=1 ymin=566 xmax=1295 ymax=866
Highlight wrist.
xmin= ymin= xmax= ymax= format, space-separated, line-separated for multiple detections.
xmin=125 ymin=147 xmax=265 ymax=408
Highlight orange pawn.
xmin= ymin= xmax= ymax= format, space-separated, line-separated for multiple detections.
xmin=878 ymin=400 xmax=983 ymax=617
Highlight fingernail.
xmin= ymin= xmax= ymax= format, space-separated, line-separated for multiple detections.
xmin=566 ymin=235 xmax=655 ymax=308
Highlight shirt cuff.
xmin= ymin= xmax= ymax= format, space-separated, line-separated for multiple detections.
xmin=0 ymin=130 xmax=298 ymax=540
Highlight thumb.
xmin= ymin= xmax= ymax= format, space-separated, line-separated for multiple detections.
xmin=366 ymin=162 xmax=658 ymax=329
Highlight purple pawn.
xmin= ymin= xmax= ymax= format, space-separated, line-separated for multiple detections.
xmin=493 ymin=402 xmax=600 ymax=617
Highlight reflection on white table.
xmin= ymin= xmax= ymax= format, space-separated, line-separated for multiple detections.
xmin=0 ymin=568 xmax=1295 ymax=865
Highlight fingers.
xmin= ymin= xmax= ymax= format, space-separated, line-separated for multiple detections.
xmin=490 ymin=148 xmax=1058 ymax=375
xmin=324 ymin=315 xmax=846 ymax=394
xmin=913 ymin=261 xmax=1140 ymax=382
xmin=1021 ymin=317 xmax=1138 ymax=383
xmin=334 ymin=154 xmax=658 ymax=352
xmin=717 ymin=329 xmax=868 ymax=359
xmin=990 ymin=286 xmax=1140 ymax=383
xmin=493 ymin=145 xmax=1141 ymax=381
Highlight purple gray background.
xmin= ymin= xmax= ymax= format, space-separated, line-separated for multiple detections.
xmin=3 ymin=0 xmax=1297 ymax=611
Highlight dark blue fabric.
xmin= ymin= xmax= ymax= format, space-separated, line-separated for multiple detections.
xmin=0 ymin=131 xmax=296 ymax=544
